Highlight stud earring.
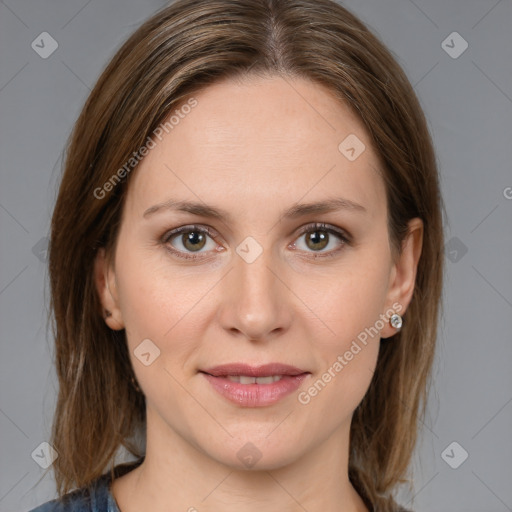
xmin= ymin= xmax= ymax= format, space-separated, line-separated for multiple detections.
xmin=390 ymin=313 xmax=403 ymax=330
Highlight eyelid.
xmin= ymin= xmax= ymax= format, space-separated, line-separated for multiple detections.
xmin=161 ymin=223 xmax=220 ymax=244
xmin=293 ymin=222 xmax=351 ymax=244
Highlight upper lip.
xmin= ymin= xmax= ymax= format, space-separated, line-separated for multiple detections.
xmin=200 ymin=363 xmax=309 ymax=377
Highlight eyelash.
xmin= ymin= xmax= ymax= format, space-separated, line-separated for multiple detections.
xmin=161 ymin=222 xmax=351 ymax=261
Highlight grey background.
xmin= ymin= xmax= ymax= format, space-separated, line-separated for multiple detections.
xmin=0 ymin=0 xmax=511 ymax=511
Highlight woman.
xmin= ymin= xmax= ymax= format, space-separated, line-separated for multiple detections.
xmin=30 ymin=0 xmax=444 ymax=510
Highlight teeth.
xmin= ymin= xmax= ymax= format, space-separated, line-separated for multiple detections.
xmin=226 ymin=375 xmax=283 ymax=384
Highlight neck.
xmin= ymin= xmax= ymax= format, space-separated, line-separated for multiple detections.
xmin=111 ymin=406 xmax=369 ymax=512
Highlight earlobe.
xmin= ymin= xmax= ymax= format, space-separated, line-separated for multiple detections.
xmin=381 ymin=218 xmax=423 ymax=339
xmin=94 ymin=248 xmax=125 ymax=330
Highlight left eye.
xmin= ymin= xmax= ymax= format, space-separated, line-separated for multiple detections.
xmin=292 ymin=224 xmax=349 ymax=254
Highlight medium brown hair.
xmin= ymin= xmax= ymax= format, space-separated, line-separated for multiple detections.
xmin=44 ymin=0 xmax=444 ymax=510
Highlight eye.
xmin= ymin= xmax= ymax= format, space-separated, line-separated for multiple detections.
xmin=161 ymin=222 xmax=351 ymax=261
xmin=162 ymin=225 xmax=220 ymax=260
xmin=291 ymin=222 xmax=350 ymax=257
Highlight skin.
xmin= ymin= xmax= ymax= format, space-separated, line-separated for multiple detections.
xmin=95 ymin=75 xmax=423 ymax=512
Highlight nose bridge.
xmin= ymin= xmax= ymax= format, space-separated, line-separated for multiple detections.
xmin=219 ymin=240 xmax=291 ymax=339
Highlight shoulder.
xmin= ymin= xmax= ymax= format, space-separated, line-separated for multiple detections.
xmin=27 ymin=487 xmax=94 ymax=512
xmin=27 ymin=472 xmax=112 ymax=512
xmin=28 ymin=458 xmax=143 ymax=512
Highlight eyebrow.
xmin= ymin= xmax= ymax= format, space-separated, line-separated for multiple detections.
xmin=143 ymin=197 xmax=367 ymax=221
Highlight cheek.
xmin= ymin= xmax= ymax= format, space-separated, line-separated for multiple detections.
xmin=113 ymin=250 xmax=202 ymax=405
xmin=298 ymin=341 xmax=379 ymax=435
xmin=294 ymin=247 xmax=390 ymax=401
xmin=293 ymin=247 xmax=392 ymax=338
xmin=296 ymin=272 xmax=385 ymax=422
xmin=114 ymin=243 xmax=220 ymax=363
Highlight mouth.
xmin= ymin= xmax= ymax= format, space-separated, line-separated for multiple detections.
xmin=200 ymin=362 xmax=309 ymax=378
xmin=199 ymin=363 xmax=311 ymax=407
xmin=219 ymin=375 xmax=285 ymax=384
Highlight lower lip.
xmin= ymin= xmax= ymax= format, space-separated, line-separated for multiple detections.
xmin=201 ymin=373 xmax=310 ymax=407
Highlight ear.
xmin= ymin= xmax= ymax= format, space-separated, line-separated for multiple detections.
xmin=94 ymin=248 xmax=125 ymax=330
xmin=380 ymin=217 xmax=423 ymax=339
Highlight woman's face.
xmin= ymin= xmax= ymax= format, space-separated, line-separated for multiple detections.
xmin=96 ymin=75 xmax=421 ymax=470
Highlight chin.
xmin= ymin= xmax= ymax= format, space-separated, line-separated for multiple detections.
xmin=203 ymin=434 xmax=304 ymax=472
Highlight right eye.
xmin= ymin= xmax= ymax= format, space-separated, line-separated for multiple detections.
xmin=162 ymin=224 xmax=223 ymax=260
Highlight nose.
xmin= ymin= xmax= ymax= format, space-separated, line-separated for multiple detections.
xmin=217 ymin=243 xmax=293 ymax=342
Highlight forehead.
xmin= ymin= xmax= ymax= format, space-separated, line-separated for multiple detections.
xmin=125 ymin=75 xmax=386 ymax=221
